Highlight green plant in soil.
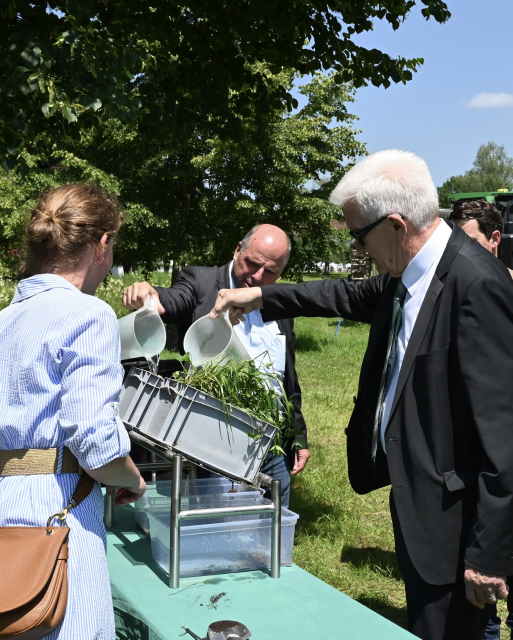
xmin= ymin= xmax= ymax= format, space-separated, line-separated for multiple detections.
xmin=172 ymin=355 xmax=301 ymax=457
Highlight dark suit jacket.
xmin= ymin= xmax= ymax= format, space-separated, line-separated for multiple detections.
xmin=259 ymin=223 xmax=513 ymax=585
xmin=155 ymin=263 xmax=308 ymax=462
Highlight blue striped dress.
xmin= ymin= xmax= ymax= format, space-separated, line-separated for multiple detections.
xmin=0 ymin=274 xmax=131 ymax=639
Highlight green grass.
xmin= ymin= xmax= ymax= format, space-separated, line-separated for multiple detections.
xmin=3 ymin=270 xmax=510 ymax=635
xmin=289 ymin=315 xmax=407 ymax=627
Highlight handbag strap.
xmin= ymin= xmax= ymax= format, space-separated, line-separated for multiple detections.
xmin=46 ymin=473 xmax=96 ymax=531
xmin=70 ymin=473 xmax=96 ymax=508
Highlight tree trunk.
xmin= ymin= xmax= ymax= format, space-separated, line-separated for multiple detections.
xmin=171 ymin=262 xmax=181 ymax=284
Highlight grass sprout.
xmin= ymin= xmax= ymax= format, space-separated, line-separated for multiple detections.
xmin=172 ymin=354 xmax=301 ymax=457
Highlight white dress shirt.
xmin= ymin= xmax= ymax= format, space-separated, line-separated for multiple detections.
xmin=380 ymin=219 xmax=452 ymax=451
xmin=229 ymin=262 xmax=286 ymax=395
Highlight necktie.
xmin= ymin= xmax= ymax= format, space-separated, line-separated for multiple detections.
xmin=372 ymin=279 xmax=408 ymax=464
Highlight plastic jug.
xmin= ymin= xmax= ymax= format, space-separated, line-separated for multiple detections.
xmin=183 ymin=312 xmax=250 ymax=367
xmin=119 ymin=296 xmax=167 ymax=361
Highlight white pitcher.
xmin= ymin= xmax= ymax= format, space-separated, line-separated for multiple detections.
xmin=118 ymin=295 xmax=167 ymax=361
xmin=183 ymin=312 xmax=250 ymax=367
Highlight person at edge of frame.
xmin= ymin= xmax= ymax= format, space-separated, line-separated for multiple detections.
xmin=449 ymin=199 xmax=513 ymax=640
xmin=450 ymin=199 xmax=513 ymax=279
xmin=209 ymin=149 xmax=513 ymax=640
xmin=122 ymin=224 xmax=310 ymax=508
xmin=0 ymin=183 xmax=146 ymax=640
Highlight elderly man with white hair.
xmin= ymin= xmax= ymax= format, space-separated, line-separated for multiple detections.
xmin=210 ymin=150 xmax=513 ymax=640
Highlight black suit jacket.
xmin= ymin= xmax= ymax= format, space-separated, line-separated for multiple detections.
xmin=259 ymin=223 xmax=513 ymax=585
xmin=155 ymin=263 xmax=308 ymax=462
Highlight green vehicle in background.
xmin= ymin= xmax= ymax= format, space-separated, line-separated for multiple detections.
xmin=448 ymin=190 xmax=513 ymax=269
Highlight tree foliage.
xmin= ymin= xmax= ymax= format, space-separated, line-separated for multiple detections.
xmin=1 ymin=0 xmax=450 ymax=173
xmin=0 ymin=71 xmax=365 ymax=280
xmin=438 ymin=142 xmax=513 ymax=208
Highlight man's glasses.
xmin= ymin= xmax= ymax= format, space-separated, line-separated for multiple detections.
xmin=348 ymin=214 xmax=402 ymax=247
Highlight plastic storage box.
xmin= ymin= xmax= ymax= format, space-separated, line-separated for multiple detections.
xmin=146 ymin=497 xmax=299 ymax=577
xmin=135 ymin=479 xmax=262 ymax=534
xmin=119 ymin=367 xmax=277 ymax=485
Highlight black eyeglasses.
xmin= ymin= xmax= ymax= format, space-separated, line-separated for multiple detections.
xmin=348 ymin=214 xmax=402 ymax=247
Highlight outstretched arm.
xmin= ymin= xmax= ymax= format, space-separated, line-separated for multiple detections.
xmin=210 ymin=275 xmax=389 ymax=325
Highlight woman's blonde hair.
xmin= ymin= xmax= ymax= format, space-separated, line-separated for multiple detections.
xmin=22 ymin=183 xmax=124 ymax=276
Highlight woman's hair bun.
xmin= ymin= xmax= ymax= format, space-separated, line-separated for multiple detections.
xmin=27 ymin=209 xmax=62 ymax=247
xmin=22 ymin=183 xmax=123 ymax=276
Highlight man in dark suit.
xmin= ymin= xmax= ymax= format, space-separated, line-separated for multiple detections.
xmin=122 ymin=224 xmax=310 ymax=507
xmin=210 ymin=150 xmax=513 ymax=640
xmin=450 ymin=199 xmax=513 ymax=640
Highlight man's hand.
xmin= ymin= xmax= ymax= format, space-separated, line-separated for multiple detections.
xmin=210 ymin=287 xmax=263 ymax=324
xmin=291 ymin=448 xmax=310 ymax=476
xmin=464 ymin=565 xmax=509 ymax=609
xmin=123 ymin=282 xmax=165 ymax=315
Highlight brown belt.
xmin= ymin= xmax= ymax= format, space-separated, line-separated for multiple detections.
xmin=0 ymin=448 xmax=81 ymax=476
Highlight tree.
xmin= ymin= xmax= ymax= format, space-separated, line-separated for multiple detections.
xmin=0 ymin=146 xmax=125 ymax=274
xmin=1 ymin=0 xmax=450 ymax=173
xmin=438 ymin=142 xmax=513 ymax=208
xmin=0 ymin=71 xmax=365 ymax=280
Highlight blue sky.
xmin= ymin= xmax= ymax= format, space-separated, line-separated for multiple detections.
xmin=296 ymin=0 xmax=513 ymax=187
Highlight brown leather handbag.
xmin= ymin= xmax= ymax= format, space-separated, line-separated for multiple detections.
xmin=0 ymin=474 xmax=96 ymax=639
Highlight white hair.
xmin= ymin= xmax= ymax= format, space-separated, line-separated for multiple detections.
xmin=330 ymin=149 xmax=439 ymax=230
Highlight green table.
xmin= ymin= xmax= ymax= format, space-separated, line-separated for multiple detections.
xmin=107 ymin=505 xmax=414 ymax=640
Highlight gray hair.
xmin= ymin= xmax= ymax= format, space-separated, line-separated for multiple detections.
xmin=240 ymin=224 xmax=292 ymax=266
xmin=330 ymin=149 xmax=439 ymax=230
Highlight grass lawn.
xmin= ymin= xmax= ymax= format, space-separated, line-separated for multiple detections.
xmin=2 ymin=269 xmax=509 ymax=635
xmin=291 ymin=313 xmax=407 ymax=627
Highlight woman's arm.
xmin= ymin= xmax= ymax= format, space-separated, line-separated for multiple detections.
xmin=87 ymin=455 xmax=146 ymax=505
xmin=52 ymin=304 xmax=146 ymax=504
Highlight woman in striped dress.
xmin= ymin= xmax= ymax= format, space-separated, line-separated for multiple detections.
xmin=0 ymin=184 xmax=146 ymax=639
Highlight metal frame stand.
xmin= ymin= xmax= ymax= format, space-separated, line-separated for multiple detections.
xmin=168 ymin=454 xmax=281 ymax=588
xmin=105 ymin=491 xmax=115 ymax=528
xmin=105 ymin=452 xmax=282 ymax=589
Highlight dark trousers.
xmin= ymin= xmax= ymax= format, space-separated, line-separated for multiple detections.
xmin=261 ymin=453 xmax=291 ymax=509
xmin=390 ymin=493 xmax=492 ymax=640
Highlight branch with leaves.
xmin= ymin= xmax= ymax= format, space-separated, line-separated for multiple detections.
xmin=1 ymin=0 xmax=450 ymax=174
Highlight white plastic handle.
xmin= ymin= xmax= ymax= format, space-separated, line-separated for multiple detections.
xmin=143 ymin=293 xmax=158 ymax=312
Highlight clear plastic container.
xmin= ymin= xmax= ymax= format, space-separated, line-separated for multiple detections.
xmin=135 ymin=479 xmax=263 ymax=534
xmin=147 ymin=497 xmax=299 ymax=578
xmin=183 ymin=312 xmax=250 ymax=367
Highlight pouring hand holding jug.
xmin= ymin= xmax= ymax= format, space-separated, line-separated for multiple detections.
xmin=119 ymin=294 xmax=167 ymax=361
xmin=183 ymin=311 xmax=250 ymax=368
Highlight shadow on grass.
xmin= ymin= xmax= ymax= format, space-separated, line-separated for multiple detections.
xmin=357 ymin=595 xmax=408 ymax=629
xmin=341 ymin=545 xmax=402 ymax=582
xmin=289 ymin=484 xmax=338 ymax=537
xmin=294 ymin=333 xmax=327 ymax=352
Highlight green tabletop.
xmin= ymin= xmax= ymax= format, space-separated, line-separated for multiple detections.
xmin=107 ymin=504 xmax=414 ymax=640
